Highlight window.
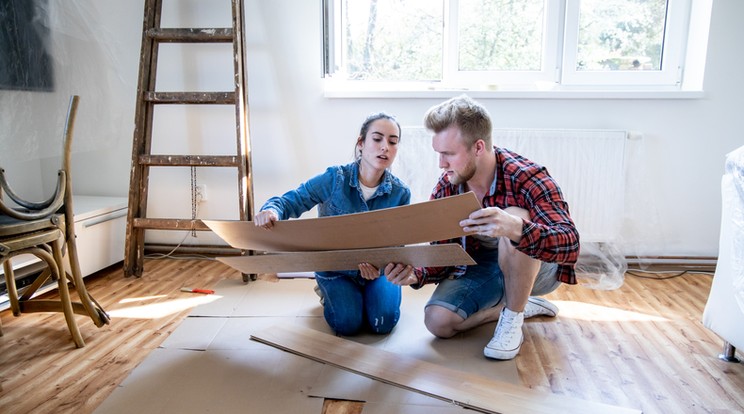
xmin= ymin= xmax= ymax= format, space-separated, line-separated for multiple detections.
xmin=322 ymin=0 xmax=701 ymax=94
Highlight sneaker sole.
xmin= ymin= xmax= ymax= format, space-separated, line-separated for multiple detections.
xmin=484 ymin=341 xmax=522 ymax=360
xmin=525 ymin=297 xmax=558 ymax=318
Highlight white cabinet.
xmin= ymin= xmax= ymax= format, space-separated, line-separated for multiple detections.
xmin=72 ymin=195 xmax=128 ymax=277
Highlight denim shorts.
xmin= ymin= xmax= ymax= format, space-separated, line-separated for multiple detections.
xmin=427 ymin=251 xmax=560 ymax=319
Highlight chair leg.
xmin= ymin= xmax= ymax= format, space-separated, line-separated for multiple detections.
xmin=719 ymin=342 xmax=741 ymax=363
xmin=63 ymin=238 xmax=110 ymax=327
xmin=50 ymin=240 xmax=85 ymax=348
xmin=3 ymin=260 xmax=21 ymax=316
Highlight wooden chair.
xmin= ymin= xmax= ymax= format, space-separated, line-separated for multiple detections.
xmin=0 ymin=95 xmax=110 ymax=348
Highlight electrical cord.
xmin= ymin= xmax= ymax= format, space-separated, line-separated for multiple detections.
xmin=144 ymin=166 xmax=214 ymax=261
xmin=625 ymin=269 xmax=715 ymax=280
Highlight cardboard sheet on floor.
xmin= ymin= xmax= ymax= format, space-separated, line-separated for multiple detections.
xmin=178 ymin=279 xmax=518 ymax=378
xmin=94 ymin=347 xmax=325 ymax=414
xmin=187 ymin=278 xmax=322 ymax=317
xmin=251 ymin=325 xmax=642 ymax=414
xmin=203 ymin=192 xmax=480 ymax=252
xmin=101 ymin=277 xmax=524 ymax=413
xmin=217 ymin=244 xmax=475 ymax=274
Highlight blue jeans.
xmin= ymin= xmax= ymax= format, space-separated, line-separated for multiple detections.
xmin=315 ymin=271 xmax=401 ymax=336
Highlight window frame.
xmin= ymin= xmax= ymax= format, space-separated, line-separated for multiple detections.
xmin=560 ymin=0 xmax=690 ymax=88
xmin=321 ymin=0 xmax=704 ymax=97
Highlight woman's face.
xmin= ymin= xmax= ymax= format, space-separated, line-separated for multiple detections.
xmin=357 ymin=118 xmax=400 ymax=172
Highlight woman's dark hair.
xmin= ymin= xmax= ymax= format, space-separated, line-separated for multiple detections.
xmin=354 ymin=112 xmax=402 ymax=160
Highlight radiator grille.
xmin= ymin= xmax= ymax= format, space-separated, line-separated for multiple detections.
xmin=395 ymin=127 xmax=629 ymax=244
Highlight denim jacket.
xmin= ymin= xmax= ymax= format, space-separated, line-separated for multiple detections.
xmin=261 ymin=161 xmax=410 ymax=219
xmin=260 ymin=162 xmax=411 ymax=278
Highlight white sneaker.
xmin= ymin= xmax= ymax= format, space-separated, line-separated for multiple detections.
xmin=524 ymin=296 xmax=558 ymax=319
xmin=484 ymin=308 xmax=524 ymax=360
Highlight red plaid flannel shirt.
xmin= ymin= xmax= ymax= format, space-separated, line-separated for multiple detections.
xmin=414 ymin=146 xmax=580 ymax=286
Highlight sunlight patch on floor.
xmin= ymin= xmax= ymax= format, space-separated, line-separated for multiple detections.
xmin=118 ymin=294 xmax=168 ymax=304
xmin=551 ymin=300 xmax=668 ymax=322
xmin=108 ymin=295 xmax=223 ymax=319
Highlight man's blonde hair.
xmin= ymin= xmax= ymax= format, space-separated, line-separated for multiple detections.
xmin=423 ymin=94 xmax=492 ymax=148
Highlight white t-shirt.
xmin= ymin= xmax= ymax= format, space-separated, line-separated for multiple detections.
xmin=359 ymin=182 xmax=379 ymax=201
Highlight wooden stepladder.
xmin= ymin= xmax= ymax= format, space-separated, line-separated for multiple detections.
xmin=124 ymin=0 xmax=254 ymax=279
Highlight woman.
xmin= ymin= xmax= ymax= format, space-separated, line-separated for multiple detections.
xmin=254 ymin=112 xmax=414 ymax=336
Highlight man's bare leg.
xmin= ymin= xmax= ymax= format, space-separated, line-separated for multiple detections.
xmin=424 ymin=304 xmax=505 ymax=338
xmin=499 ymin=207 xmax=541 ymax=313
xmin=424 ymin=208 xmax=543 ymax=340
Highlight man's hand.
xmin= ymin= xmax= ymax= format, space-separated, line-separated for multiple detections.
xmin=254 ymin=210 xmax=279 ymax=229
xmin=460 ymin=207 xmax=524 ymax=243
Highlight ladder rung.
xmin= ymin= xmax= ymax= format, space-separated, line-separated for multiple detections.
xmin=139 ymin=155 xmax=241 ymax=167
xmin=146 ymin=28 xmax=234 ymax=43
xmin=133 ymin=218 xmax=210 ymax=231
xmin=144 ymin=92 xmax=235 ymax=104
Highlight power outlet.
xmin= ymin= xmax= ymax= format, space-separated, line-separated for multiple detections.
xmin=195 ymin=184 xmax=207 ymax=202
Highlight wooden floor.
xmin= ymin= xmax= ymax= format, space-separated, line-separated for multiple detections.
xmin=0 ymin=258 xmax=743 ymax=414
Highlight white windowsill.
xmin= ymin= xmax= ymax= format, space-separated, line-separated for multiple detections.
xmin=322 ymin=81 xmax=705 ymax=100
xmin=324 ymin=87 xmax=705 ymax=100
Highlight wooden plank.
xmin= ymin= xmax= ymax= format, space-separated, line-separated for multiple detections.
xmin=203 ymin=192 xmax=480 ymax=252
xmin=216 ymin=244 xmax=475 ymax=274
xmin=133 ymin=218 xmax=209 ymax=230
xmin=250 ymin=325 xmax=642 ymax=414
xmin=146 ymin=28 xmax=234 ymax=43
xmin=144 ymin=91 xmax=235 ymax=104
xmin=138 ymin=154 xmax=240 ymax=167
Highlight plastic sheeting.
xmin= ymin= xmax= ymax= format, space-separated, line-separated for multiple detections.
xmin=574 ymin=242 xmax=627 ymax=290
xmin=724 ymin=145 xmax=744 ymax=315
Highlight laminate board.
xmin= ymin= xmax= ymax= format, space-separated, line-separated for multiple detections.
xmin=251 ymin=324 xmax=642 ymax=414
xmin=216 ymin=244 xmax=475 ymax=274
xmin=203 ymin=192 xmax=480 ymax=252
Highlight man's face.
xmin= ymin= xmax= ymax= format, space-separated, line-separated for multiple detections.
xmin=432 ymin=126 xmax=477 ymax=186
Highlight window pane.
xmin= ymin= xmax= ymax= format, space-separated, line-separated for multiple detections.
xmin=576 ymin=0 xmax=667 ymax=71
xmin=458 ymin=0 xmax=545 ymax=71
xmin=341 ymin=0 xmax=443 ymax=81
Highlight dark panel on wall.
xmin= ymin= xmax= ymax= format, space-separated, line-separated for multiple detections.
xmin=0 ymin=0 xmax=54 ymax=91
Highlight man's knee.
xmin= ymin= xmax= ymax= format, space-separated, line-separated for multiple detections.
xmin=499 ymin=206 xmax=540 ymax=275
xmin=499 ymin=207 xmax=529 ymax=256
xmin=424 ymin=305 xmax=461 ymax=338
xmin=503 ymin=206 xmax=530 ymax=220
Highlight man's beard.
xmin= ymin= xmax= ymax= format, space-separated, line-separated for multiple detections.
xmin=448 ymin=157 xmax=476 ymax=186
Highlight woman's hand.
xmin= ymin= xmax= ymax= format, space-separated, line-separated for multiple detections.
xmin=385 ymin=263 xmax=417 ymax=286
xmin=358 ymin=262 xmax=381 ymax=280
xmin=254 ymin=210 xmax=279 ymax=229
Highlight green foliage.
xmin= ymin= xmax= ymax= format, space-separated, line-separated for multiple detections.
xmin=458 ymin=0 xmax=544 ymax=71
xmin=340 ymin=0 xmax=668 ymax=81
xmin=576 ymin=0 xmax=667 ymax=71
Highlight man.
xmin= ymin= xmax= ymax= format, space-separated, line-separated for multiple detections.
xmin=400 ymin=95 xmax=580 ymax=360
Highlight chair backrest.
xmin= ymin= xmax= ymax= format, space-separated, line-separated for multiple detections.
xmin=0 ymin=96 xmax=79 ymax=221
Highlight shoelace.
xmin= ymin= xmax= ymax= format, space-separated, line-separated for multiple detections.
xmin=491 ymin=316 xmax=520 ymax=344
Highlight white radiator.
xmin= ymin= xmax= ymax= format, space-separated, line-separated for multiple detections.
xmin=394 ymin=128 xmax=631 ymax=244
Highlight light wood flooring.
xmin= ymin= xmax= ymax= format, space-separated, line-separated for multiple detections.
xmin=0 ymin=258 xmax=743 ymax=414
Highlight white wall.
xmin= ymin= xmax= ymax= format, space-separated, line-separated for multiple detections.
xmin=1 ymin=0 xmax=741 ymax=258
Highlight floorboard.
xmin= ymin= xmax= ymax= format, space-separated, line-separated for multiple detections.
xmin=0 ymin=259 xmax=742 ymax=414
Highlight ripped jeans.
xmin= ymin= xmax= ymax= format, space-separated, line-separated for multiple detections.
xmin=315 ymin=271 xmax=401 ymax=336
